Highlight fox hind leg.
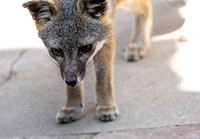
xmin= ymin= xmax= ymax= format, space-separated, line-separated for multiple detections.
xmin=123 ymin=0 xmax=152 ymax=61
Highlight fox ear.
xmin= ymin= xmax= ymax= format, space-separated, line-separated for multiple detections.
xmin=23 ymin=0 xmax=58 ymax=28
xmin=77 ymin=0 xmax=109 ymax=19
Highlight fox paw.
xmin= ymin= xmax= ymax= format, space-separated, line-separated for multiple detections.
xmin=124 ymin=42 xmax=149 ymax=61
xmin=96 ymin=105 xmax=119 ymax=122
xmin=56 ymin=106 xmax=82 ymax=124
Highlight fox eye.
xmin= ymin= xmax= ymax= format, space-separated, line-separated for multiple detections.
xmin=51 ymin=48 xmax=63 ymax=57
xmin=79 ymin=44 xmax=93 ymax=55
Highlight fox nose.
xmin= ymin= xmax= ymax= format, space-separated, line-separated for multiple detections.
xmin=65 ymin=76 xmax=77 ymax=87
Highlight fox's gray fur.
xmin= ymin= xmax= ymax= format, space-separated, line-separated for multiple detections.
xmin=33 ymin=0 xmax=111 ymax=85
xmin=23 ymin=0 xmax=152 ymax=123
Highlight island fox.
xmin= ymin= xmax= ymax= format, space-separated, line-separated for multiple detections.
xmin=23 ymin=0 xmax=152 ymax=123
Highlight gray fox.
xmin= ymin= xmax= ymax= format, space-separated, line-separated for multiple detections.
xmin=23 ymin=0 xmax=152 ymax=123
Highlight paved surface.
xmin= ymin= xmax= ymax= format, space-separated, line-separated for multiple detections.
xmin=95 ymin=124 xmax=200 ymax=139
xmin=1 ymin=0 xmax=200 ymax=138
xmin=2 ymin=124 xmax=200 ymax=139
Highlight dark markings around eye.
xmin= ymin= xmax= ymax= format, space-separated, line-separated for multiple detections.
xmin=51 ymin=48 xmax=64 ymax=57
xmin=78 ymin=44 xmax=93 ymax=55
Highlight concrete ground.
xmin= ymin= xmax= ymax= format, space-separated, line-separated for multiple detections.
xmin=1 ymin=0 xmax=200 ymax=138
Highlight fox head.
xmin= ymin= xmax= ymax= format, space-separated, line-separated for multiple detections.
xmin=23 ymin=0 xmax=113 ymax=87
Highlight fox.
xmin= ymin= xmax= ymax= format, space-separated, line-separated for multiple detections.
xmin=23 ymin=0 xmax=152 ymax=123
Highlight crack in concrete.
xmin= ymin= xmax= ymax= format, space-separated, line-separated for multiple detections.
xmin=0 ymin=49 xmax=29 ymax=86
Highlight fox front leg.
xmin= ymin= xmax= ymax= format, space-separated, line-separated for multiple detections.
xmin=56 ymin=83 xmax=84 ymax=123
xmin=94 ymin=37 xmax=119 ymax=122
